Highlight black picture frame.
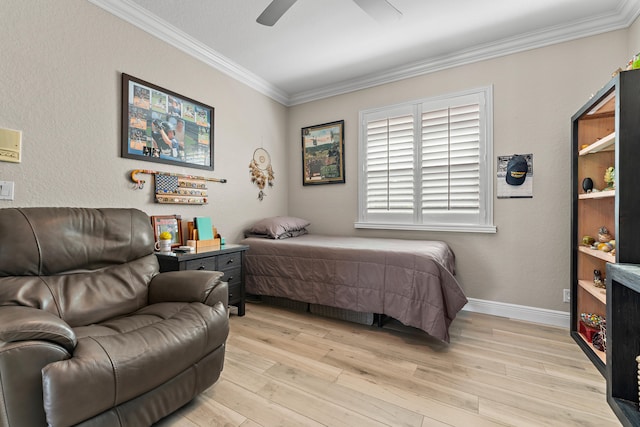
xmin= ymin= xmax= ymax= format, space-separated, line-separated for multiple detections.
xmin=301 ymin=120 xmax=345 ymax=185
xmin=121 ymin=73 xmax=214 ymax=171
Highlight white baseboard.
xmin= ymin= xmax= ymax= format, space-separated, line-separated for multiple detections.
xmin=462 ymin=298 xmax=570 ymax=328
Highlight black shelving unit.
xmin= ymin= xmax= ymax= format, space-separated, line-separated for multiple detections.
xmin=570 ymin=69 xmax=640 ymax=427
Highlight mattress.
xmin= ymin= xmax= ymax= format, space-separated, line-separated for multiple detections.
xmin=240 ymin=234 xmax=467 ymax=342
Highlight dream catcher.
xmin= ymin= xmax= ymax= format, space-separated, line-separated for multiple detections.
xmin=249 ymin=148 xmax=275 ymax=201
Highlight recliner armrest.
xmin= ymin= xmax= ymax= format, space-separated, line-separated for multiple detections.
xmin=148 ymin=270 xmax=228 ymax=308
xmin=0 ymin=306 xmax=76 ymax=353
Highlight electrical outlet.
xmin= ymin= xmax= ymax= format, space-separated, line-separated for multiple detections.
xmin=563 ymin=289 xmax=571 ymax=303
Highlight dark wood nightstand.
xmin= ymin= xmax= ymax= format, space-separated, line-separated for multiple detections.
xmin=155 ymin=244 xmax=249 ymax=316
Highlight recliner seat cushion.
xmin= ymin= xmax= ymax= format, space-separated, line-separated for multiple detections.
xmin=41 ymin=301 xmax=228 ymax=427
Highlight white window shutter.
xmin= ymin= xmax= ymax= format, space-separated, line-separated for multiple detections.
xmin=421 ymin=103 xmax=480 ymax=214
xmin=357 ymin=86 xmax=494 ymax=233
xmin=365 ymin=114 xmax=414 ymax=214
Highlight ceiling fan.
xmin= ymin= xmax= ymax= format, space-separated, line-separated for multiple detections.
xmin=256 ymin=0 xmax=402 ymax=26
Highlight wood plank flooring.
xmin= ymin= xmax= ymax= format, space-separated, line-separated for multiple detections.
xmin=156 ymin=302 xmax=620 ymax=426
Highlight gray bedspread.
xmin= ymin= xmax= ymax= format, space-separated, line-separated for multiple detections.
xmin=240 ymin=234 xmax=467 ymax=342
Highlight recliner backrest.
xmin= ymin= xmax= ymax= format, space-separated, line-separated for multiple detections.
xmin=0 ymin=208 xmax=159 ymax=326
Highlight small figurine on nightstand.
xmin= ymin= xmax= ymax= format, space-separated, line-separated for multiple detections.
xmin=594 ymin=269 xmax=604 ymax=289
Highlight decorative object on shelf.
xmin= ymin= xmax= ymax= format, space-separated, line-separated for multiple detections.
xmin=130 ymin=169 xmax=226 ymax=205
xmin=150 ymin=215 xmax=183 ymax=248
xmin=592 ymin=318 xmax=607 ymax=352
xmin=604 ymin=166 xmax=615 ymax=189
xmin=598 ymin=226 xmax=613 ymax=243
xmin=582 ymin=235 xmax=596 ymax=246
xmin=580 ymin=313 xmax=604 ymax=329
xmin=623 ymin=53 xmax=640 ymax=71
xmin=249 ymin=148 xmax=275 ymax=201
xmin=121 ymin=73 xmax=215 ymax=171
xmin=592 ymin=329 xmax=606 ymax=352
xmin=594 ymin=270 xmax=604 ymax=288
xmin=582 ymin=177 xmax=594 ymax=193
xmin=302 ymin=120 xmax=345 ymax=185
xmin=579 ymin=320 xmax=600 ymax=343
xmin=597 ymin=242 xmax=613 ymax=252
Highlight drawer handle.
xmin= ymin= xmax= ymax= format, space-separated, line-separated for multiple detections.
xmin=229 ymin=293 xmax=233 ymax=298
xmin=227 ymin=276 xmax=234 ymax=281
xmin=198 ymin=266 xmax=205 ymax=270
xmin=226 ymin=259 xmax=235 ymax=264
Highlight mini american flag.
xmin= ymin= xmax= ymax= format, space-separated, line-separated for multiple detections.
xmin=155 ymin=174 xmax=179 ymax=194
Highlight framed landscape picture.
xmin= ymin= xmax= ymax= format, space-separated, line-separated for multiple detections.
xmin=121 ymin=73 xmax=214 ymax=170
xmin=301 ymin=120 xmax=345 ymax=185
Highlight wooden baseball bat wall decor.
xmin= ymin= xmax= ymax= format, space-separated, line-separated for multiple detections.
xmin=130 ymin=169 xmax=226 ymax=205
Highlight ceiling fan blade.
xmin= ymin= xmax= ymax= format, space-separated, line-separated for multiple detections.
xmin=352 ymin=0 xmax=402 ymax=24
xmin=257 ymin=0 xmax=298 ymax=26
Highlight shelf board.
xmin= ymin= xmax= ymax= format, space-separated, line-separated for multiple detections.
xmin=578 ymin=245 xmax=616 ymax=263
xmin=578 ymin=279 xmax=607 ymax=304
xmin=579 ymin=132 xmax=616 ymax=155
xmin=578 ymin=189 xmax=615 ymax=199
xmin=585 ymin=91 xmax=615 ymax=117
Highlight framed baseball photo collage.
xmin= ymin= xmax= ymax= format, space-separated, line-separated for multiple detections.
xmin=121 ymin=73 xmax=214 ymax=171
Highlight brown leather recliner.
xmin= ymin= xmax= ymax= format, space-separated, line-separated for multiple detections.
xmin=0 ymin=208 xmax=229 ymax=426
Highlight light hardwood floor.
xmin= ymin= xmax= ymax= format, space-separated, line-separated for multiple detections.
xmin=157 ymin=302 xmax=620 ymax=427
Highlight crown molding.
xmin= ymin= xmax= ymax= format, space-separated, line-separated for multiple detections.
xmin=87 ymin=0 xmax=289 ymax=105
xmin=89 ymin=0 xmax=640 ymax=107
xmin=289 ymin=1 xmax=640 ymax=105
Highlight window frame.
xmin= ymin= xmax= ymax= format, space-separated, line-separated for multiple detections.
xmin=356 ymin=86 xmax=496 ymax=233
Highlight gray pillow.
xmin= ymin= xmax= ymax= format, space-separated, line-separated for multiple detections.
xmin=245 ymin=216 xmax=310 ymax=239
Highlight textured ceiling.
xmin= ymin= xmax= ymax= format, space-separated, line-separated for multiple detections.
xmin=90 ymin=0 xmax=640 ymax=105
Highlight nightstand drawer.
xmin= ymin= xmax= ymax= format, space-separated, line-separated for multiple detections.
xmin=221 ymin=266 xmax=242 ymax=286
xmin=185 ymin=258 xmax=217 ymax=271
xmin=228 ymin=283 xmax=242 ymax=304
xmin=218 ymin=252 xmax=241 ymax=270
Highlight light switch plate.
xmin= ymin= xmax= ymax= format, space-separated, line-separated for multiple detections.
xmin=0 ymin=181 xmax=15 ymax=200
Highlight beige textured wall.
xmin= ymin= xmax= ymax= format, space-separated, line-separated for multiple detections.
xmin=288 ymin=31 xmax=630 ymax=312
xmin=0 ymin=0 xmax=288 ymax=243
xmin=1 ymin=0 xmax=636 ymax=313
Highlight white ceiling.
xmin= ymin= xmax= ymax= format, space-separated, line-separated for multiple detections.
xmin=90 ymin=0 xmax=640 ymax=105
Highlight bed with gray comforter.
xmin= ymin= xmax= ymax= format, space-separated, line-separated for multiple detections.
xmin=240 ymin=234 xmax=467 ymax=342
